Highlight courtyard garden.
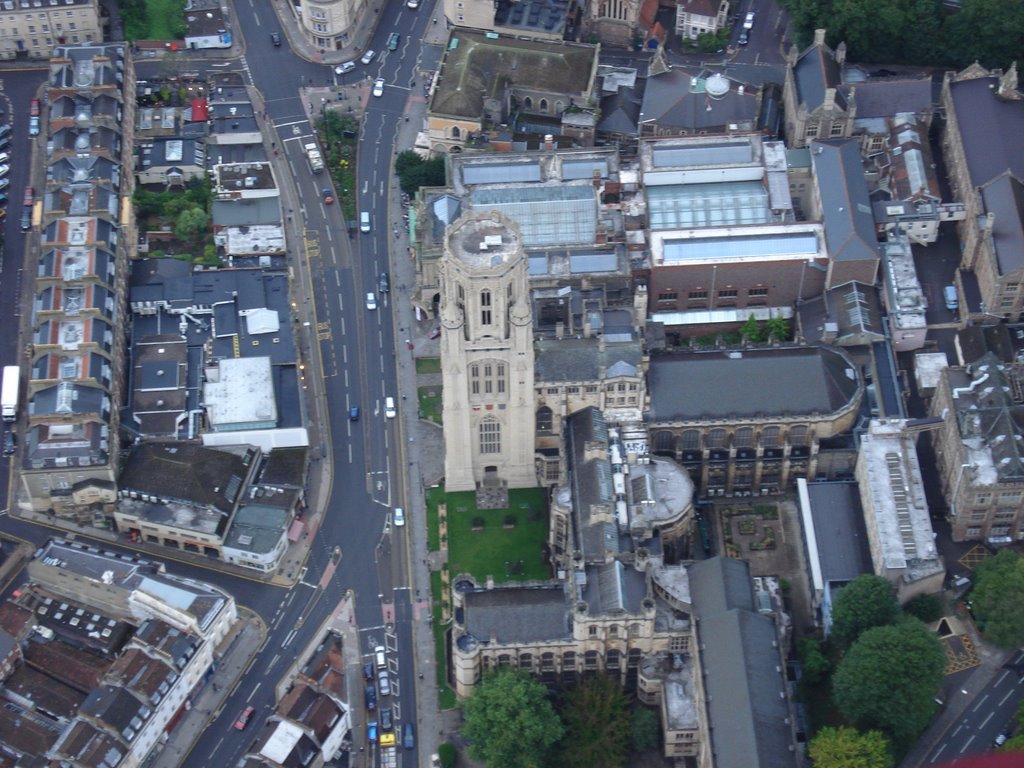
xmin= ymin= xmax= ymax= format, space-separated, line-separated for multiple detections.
xmin=721 ymin=504 xmax=780 ymax=558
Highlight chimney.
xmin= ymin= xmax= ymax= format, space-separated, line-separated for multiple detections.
xmin=823 ymin=88 xmax=836 ymax=110
xmin=835 ymin=40 xmax=847 ymax=66
xmin=544 ymin=134 xmax=554 ymax=151
xmin=998 ymin=62 xmax=1021 ymax=99
xmin=813 ymin=28 xmax=826 ymax=47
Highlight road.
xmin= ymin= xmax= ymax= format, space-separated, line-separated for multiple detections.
xmin=0 ymin=2 xmax=433 ymax=765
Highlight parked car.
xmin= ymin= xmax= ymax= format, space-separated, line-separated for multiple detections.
xmin=738 ymin=30 xmax=749 ymax=45
xmin=335 ymin=61 xmax=356 ymax=75
xmin=30 ymin=99 xmax=40 ymax=117
xmin=378 ymin=670 xmax=391 ymax=697
xmin=0 ymin=179 xmax=8 ymax=191
xmin=363 ymin=661 xmax=375 ymax=681
xmin=368 ymin=721 xmax=378 ymax=742
xmin=0 ymin=193 xmax=7 ymax=205
xmin=28 ymin=116 xmax=39 ymax=136
xmin=20 ymin=208 xmax=30 ymax=231
xmin=380 ymin=707 xmax=394 ymax=731
xmin=406 ymin=0 xmax=420 ymax=7
xmin=387 ymin=33 xmax=401 ymax=51
xmin=234 ymin=705 xmax=255 ymax=730
xmin=372 ymin=78 xmax=385 ymax=97
xmin=393 ymin=507 xmax=405 ymax=527
xmin=270 ymin=32 xmax=282 ymax=46
xmin=23 ymin=186 xmax=33 ymax=206
xmin=365 ymin=684 xmax=377 ymax=711
xmin=743 ymin=11 xmax=755 ymax=29
xmin=3 ymin=431 xmax=16 ymax=457
xmin=360 ymin=49 xmax=376 ymax=65
xmin=0 ymin=165 xmax=9 ymax=177
xmin=0 ymin=124 xmax=11 ymax=139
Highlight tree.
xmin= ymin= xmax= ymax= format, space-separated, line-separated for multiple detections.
xmin=437 ymin=742 xmax=457 ymax=768
xmin=946 ymin=0 xmax=1024 ymax=69
xmin=630 ymin=706 xmax=660 ymax=752
xmin=832 ymin=621 xmax=945 ymax=748
xmin=462 ymin=668 xmax=563 ymax=768
xmin=830 ymin=574 xmax=899 ymax=649
xmin=174 ymin=207 xmax=209 ymax=242
xmin=395 ymin=150 xmax=446 ymax=196
xmin=808 ymin=726 xmax=893 ymax=768
xmin=557 ymin=675 xmax=629 ymax=768
xmin=796 ymin=635 xmax=831 ymax=685
xmin=903 ymin=593 xmax=943 ymax=624
xmin=740 ymin=314 xmax=762 ymax=344
xmin=765 ymin=316 xmax=790 ymax=342
xmin=971 ymin=549 xmax=1024 ymax=648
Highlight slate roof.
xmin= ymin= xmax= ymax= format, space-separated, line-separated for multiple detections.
xmin=50 ymin=719 xmax=126 ymax=768
xmin=535 ymin=338 xmax=641 ymax=382
xmin=648 ymin=346 xmax=860 ymax=422
xmin=979 ymin=172 xmax=1024 ymax=276
xmin=2 ymin=664 xmax=86 ymax=719
xmin=463 ymin=585 xmax=571 ymax=644
xmin=640 ymin=69 xmax=758 ymax=132
xmin=948 ymin=75 xmax=1024 ymax=188
xmin=598 ymin=89 xmax=641 ymax=136
xmin=0 ymin=703 xmax=63 ymax=759
xmin=812 ymin=139 xmax=880 ymax=264
xmin=804 ymin=481 xmax=872 ymax=583
xmin=566 ymin=407 xmax=620 ymax=560
xmin=794 ymin=43 xmax=843 ymax=112
xmin=839 ymin=78 xmax=932 ymax=118
xmin=687 ymin=556 xmax=755 ymax=614
xmin=80 ymin=685 xmax=151 ymax=743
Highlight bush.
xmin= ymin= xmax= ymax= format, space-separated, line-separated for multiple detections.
xmin=471 ymin=516 xmax=486 ymax=530
xmin=903 ymin=594 xmax=944 ymax=624
xmin=437 ymin=742 xmax=456 ymax=768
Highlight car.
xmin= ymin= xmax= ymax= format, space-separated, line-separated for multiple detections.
xmin=944 ymin=284 xmax=959 ymax=311
xmin=407 ymin=0 xmax=419 ymax=7
xmin=393 ymin=507 xmax=405 ymax=527
xmin=0 ymin=137 xmax=10 ymax=150
xmin=995 ymin=733 xmax=1008 ymax=747
xmin=30 ymin=99 xmax=40 ymax=117
xmin=380 ymin=707 xmax=394 ymax=730
xmin=375 ymin=645 xmax=387 ymax=669
xmin=378 ymin=271 xmax=390 ymax=293
xmin=378 ymin=670 xmax=391 ymax=696
xmin=234 ymin=705 xmax=255 ymax=730
xmin=0 ymin=193 xmax=7 ymax=205
xmin=28 ymin=116 xmax=39 ymax=136
xmin=403 ymin=722 xmax=416 ymax=750
xmin=0 ymin=165 xmax=9 ymax=177
xmin=738 ymin=30 xmax=749 ymax=45
xmin=23 ymin=187 xmax=33 ymax=206
xmin=743 ymin=11 xmax=755 ymax=29
xmin=387 ymin=33 xmax=401 ymax=51
xmin=270 ymin=32 xmax=282 ymax=46
xmin=363 ymin=660 xmax=375 ymax=681
xmin=365 ymin=684 xmax=377 ymax=710
xmin=360 ymin=210 xmax=371 ymax=232
xmin=360 ymin=49 xmax=376 ymax=65
xmin=366 ymin=291 xmax=377 ymax=311
xmin=20 ymin=209 xmax=30 ymax=231
xmin=0 ymin=179 xmax=8 ymax=191
xmin=368 ymin=721 xmax=378 ymax=742
xmin=335 ymin=61 xmax=356 ymax=75
xmin=372 ymin=78 xmax=385 ymax=97
xmin=3 ymin=432 xmax=16 ymax=457
xmin=322 ymin=188 xmax=335 ymax=205
xmin=349 ymin=405 xmax=360 ymax=421
xmin=0 ymin=124 xmax=10 ymax=138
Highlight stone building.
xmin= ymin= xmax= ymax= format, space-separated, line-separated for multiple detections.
xmin=293 ymin=0 xmax=365 ymax=51
xmin=648 ymin=345 xmax=863 ymax=496
xmin=931 ymin=355 xmax=1024 ymax=544
xmin=0 ymin=0 xmax=101 ymax=59
xmin=442 ymin=0 xmax=584 ymax=41
xmin=440 ymin=211 xmax=537 ymax=493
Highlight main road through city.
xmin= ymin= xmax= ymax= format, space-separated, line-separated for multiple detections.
xmin=0 ymin=2 xmax=436 ymax=766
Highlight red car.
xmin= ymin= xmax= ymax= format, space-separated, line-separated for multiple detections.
xmin=29 ymin=99 xmax=40 ymax=117
xmin=322 ymin=188 xmax=335 ymax=205
xmin=234 ymin=705 xmax=255 ymax=730
xmin=22 ymin=186 xmax=33 ymax=207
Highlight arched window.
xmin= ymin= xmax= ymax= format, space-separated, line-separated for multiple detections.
xmin=536 ymin=406 xmax=553 ymax=433
xmin=607 ymin=649 xmax=621 ymax=669
xmin=519 ymin=653 xmax=533 ymax=669
xmin=450 ymin=125 xmax=461 ymax=139
xmin=681 ymin=430 xmax=700 ymax=451
xmin=497 ymin=653 xmax=512 ymax=667
xmin=789 ymin=425 xmax=809 ymax=446
xmin=653 ymin=430 xmax=675 ymax=454
xmin=705 ymin=428 xmax=727 ymax=449
xmin=480 ymin=289 xmax=492 ymax=326
xmin=539 ymin=98 xmax=548 ymax=112
xmin=480 ymin=417 xmax=501 ymax=455
xmin=524 ymin=96 xmax=533 ymax=110
xmin=762 ymin=426 xmax=780 ymax=447
xmin=734 ymin=427 xmax=754 ymax=448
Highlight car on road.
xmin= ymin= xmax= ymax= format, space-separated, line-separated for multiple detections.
xmin=387 ymin=33 xmax=401 ymax=51
xmin=23 ymin=186 xmax=33 ymax=206
xmin=360 ymin=210 xmax=371 ymax=232
xmin=380 ymin=707 xmax=394 ymax=730
xmin=363 ymin=661 xmax=374 ymax=680
xmin=350 ymin=405 xmax=361 ymax=421
xmin=20 ymin=208 xmax=30 ymax=231
xmin=738 ymin=30 xmax=749 ymax=45
xmin=270 ymin=32 xmax=281 ymax=46
xmin=365 ymin=684 xmax=377 ymax=710
xmin=393 ymin=507 xmax=405 ymax=527
xmin=0 ymin=124 xmax=10 ymax=139
xmin=378 ymin=670 xmax=391 ymax=696
xmin=995 ymin=733 xmax=1008 ymax=747
xmin=407 ymin=0 xmax=419 ymax=7
xmin=378 ymin=271 xmax=389 ymax=293
xmin=0 ymin=137 xmax=9 ymax=151
xmin=322 ymin=188 xmax=335 ymax=205
xmin=335 ymin=61 xmax=356 ymax=75
xmin=366 ymin=291 xmax=377 ymax=311
xmin=372 ymin=78 xmax=385 ymax=97
xmin=743 ymin=11 xmax=755 ymax=29
xmin=0 ymin=165 xmax=9 ymax=177
xmin=0 ymin=179 xmax=8 ymax=191
xmin=28 ymin=116 xmax=39 ymax=136
xmin=0 ymin=193 xmax=7 ymax=205
xmin=368 ymin=721 xmax=378 ymax=742
xmin=234 ymin=705 xmax=255 ymax=730
xmin=30 ymin=99 xmax=40 ymax=117
xmin=403 ymin=722 xmax=416 ymax=750
xmin=360 ymin=49 xmax=376 ymax=65
xmin=3 ymin=431 xmax=16 ymax=457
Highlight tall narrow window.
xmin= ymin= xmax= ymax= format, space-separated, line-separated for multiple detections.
xmin=480 ymin=418 xmax=501 ymax=454
xmin=484 ymin=363 xmax=493 ymax=394
xmin=470 ymin=364 xmax=480 ymax=395
xmin=480 ymin=289 xmax=492 ymax=325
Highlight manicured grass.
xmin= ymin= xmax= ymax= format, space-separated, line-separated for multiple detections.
xmin=415 ymin=356 xmax=441 ymax=374
xmin=123 ymin=0 xmax=187 ymax=40
xmin=444 ymin=488 xmax=549 ymax=583
xmin=418 ymin=386 xmax=442 ymax=424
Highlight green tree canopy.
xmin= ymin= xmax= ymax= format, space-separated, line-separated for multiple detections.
xmin=557 ymin=675 xmax=630 ymax=768
xmin=832 ymin=621 xmax=945 ymax=748
xmin=971 ymin=549 xmax=1024 ymax=648
xmin=462 ymin=669 xmax=563 ymax=768
xmin=796 ymin=635 xmax=831 ymax=685
xmin=174 ymin=207 xmax=209 ymax=242
xmin=395 ymin=150 xmax=446 ymax=196
xmin=946 ymin=0 xmax=1024 ymax=70
xmin=830 ymin=574 xmax=899 ymax=649
xmin=630 ymin=706 xmax=661 ymax=752
xmin=808 ymin=726 xmax=893 ymax=768
xmin=740 ymin=314 xmax=763 ymax=343
xmin=903 ymin=593 xmax=943 ymax=624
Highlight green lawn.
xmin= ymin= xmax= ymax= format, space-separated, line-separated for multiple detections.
xmin=415 ymin=356 xmax=441 ymax=374
xmin=123 ymin=0 xmax=187 ymax=41
xmin=418 ymin=386 xmax=442 ymax=424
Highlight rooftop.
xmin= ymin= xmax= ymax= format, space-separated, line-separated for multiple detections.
xmin=880 ymin=233 xmax=926 ymax=331
xmin=460 ymin=584 xmax=571 ymax=647
xmin=811 ymin=139 xmax=880 ymax=264
xmin=799 ymin=480 xmax=873 ymax=586
xmin=535 ymin=337 xmax=641 ymax=382
xmin=640 ymin=69 xmax=759 ymax=133
xmin=947 ymin=73 xmax=1024 ymax=189
xmin=204 ymin=356 xmax=278 ymax=430
xmin=447 ymin=211 xmax=524 ymax=269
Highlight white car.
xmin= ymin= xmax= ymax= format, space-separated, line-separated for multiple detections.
xmin=407 ymin=0 xmax=419 ymax=7
xmin=378 ymin=670 xmax=391 ymax=697
xmin=743 ymin=11 xmax=755 ymax=29
xmin=361 ymin=49 xmax=376 ymax=65
xmin=334 ymin=61 xmax=356 ymax=75
xmin=372 ymin=78 xmax=385 ymax=98
xmin=0 ymin=178 xmax=9 ymax=190
xmin=393 ymin=507 xmax=405 ymax=527
xmin=0 ymin=165 xmax=9 ymax=176
xmin=366 ymin=291 xmax=377 ymax=310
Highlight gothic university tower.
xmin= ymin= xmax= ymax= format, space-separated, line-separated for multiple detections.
xmin=440 ymin=211 xmax=536 ymax=492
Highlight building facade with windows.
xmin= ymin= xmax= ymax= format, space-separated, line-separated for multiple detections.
xmin=0 ymin=0 xmax=101 ymax=60
xmin=294 ymin=0 xmax=364 ymax=51
xmin=675 ymin=0 xmax=729 ymax=42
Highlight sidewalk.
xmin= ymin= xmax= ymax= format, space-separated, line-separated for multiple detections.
xmin=269 ymin=0 xmax=389 ymax=66
xmin=149 ymin=608 xmax=268 ymax=768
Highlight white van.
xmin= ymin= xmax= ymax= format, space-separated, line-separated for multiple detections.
xmin=944 ymin=285 xmax=959 ymax=311
xmin=384 ymin=397 xmax=396 ymax=419
xmin=360 ymin=211 xmax=371 ymax=233
xmin=374 ymin=645 xmax=387 ymax=669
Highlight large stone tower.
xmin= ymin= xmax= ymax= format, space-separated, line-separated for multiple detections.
xmin=441 ymin=211 xmax=536 ymax=494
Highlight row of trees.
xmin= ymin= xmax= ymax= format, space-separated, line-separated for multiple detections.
xmin=781 ymin=0 xmax=1024 ymax=71
xmin=461 ymin=670 xmax=659 ymax=768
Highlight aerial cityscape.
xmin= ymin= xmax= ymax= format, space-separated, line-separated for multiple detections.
xmin=0 ymin=1 xmax=1021 ymax=767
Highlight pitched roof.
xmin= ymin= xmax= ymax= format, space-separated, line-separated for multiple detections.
xmin=794 ymin=43 xmax=843 ymax=112
xmin=948 ymin=75 xmax=1024 ymax=188
xmin=640 ymin=69 xmax=759 ymax=132
xmin=839 ymin=78 xmax=932 ymax=118
xmin=812 ymin=139 xmax=880 ymax=263
xmin=463 ymin=585 xmax=571 ymax=644
xmin=980 ymin=172 xmax=1024 ymax=277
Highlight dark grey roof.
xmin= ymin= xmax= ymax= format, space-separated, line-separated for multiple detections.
xmin=80 ymin=685 xmax=150 ymax=743
xmin=804 ymin=481 xmax=872 ymax=583
xmin=535 ymin=338 xmax=641 ymax=382
xmin=793 ymin=44 xmax=843 ymax=112
xmin=212 ymin=197 xmax=281 ymax=226
xmin=567 ymin=407 xmax=617 ymax=560
xmin=839 ymin=78 xmax=932 ymax=118
xmin=980 ymin=172 xmax=1024 ymax=276
xmin=463 ymin=585 xmax=571 ymax=643
xmin=598 ymin=89 xmax=641 ymax=136
xmin=648 ymin=346 xmax=860 ymax=422
xmin=955 ymin=323 xmax=1016 ymax=365
xmin=582 ymin=561 xmax=648 ymax=614
xmin=948 ymin=75 xmax=1024 ymax=188
xmin=688 ymin=556 xmax=756 ymax=615
xmin=640 ymin=69 xmax=758 ymax=132
xmin=30 ymin=383 xmax=106 ymax=418
xmin=812 ymin=139 xmax=880 ymax=264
